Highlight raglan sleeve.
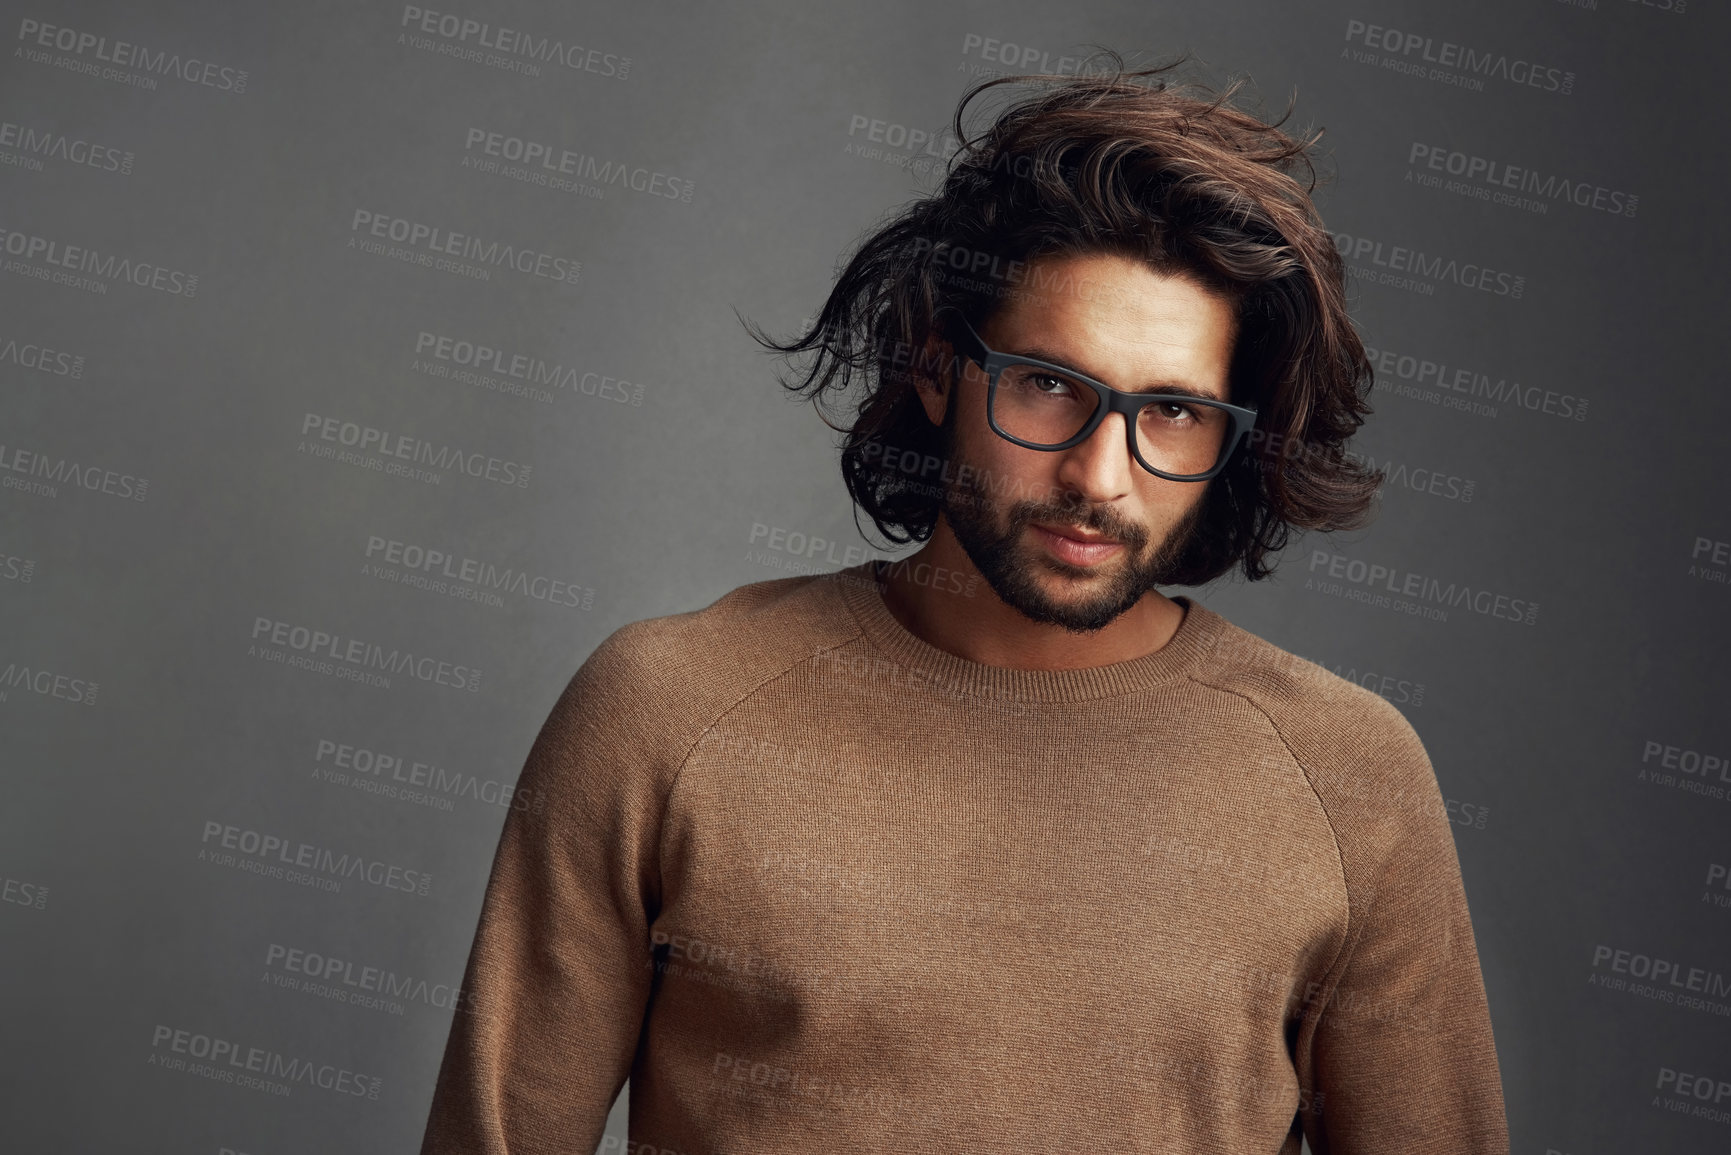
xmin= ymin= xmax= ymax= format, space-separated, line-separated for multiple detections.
xmin=420 ymin=625 xmax=668 ymax=1154
xmin=1297 ymin=715 xmax=1510 ymax=1155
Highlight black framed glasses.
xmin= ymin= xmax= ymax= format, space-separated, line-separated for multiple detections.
xmin=942 ymin=310 xmax=1258 ymax=483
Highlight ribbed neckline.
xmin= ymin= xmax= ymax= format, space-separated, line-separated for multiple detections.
xmin=827 ymin=560 xmax=1223 ymax=703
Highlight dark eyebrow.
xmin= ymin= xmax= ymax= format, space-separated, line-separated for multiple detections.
xmin=1006 ymin=344 xmax=1227 ymax=402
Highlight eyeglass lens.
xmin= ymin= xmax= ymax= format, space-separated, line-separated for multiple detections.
xmin=990 ymin=363 xmax=1231 ymax=476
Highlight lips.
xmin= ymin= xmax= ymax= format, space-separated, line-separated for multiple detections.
xmin=1032 ymin=521 xmax=1118 ymax=546
xmin=1029 ymin=522 xmax=1125 ymax=568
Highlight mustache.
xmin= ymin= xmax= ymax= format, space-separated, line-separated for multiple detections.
xmin=1009 ymin=502 xmax=1148 ymax=549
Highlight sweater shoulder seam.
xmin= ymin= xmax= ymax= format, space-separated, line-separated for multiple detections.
xmin=1182 ymin=668 xmax=1360 ymax=988
xmin=655 ymin=615 xmax=870 ymax=878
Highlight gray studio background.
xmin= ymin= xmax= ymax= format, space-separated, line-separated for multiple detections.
xmin=2 ymin=1 xmax=1726 ymax=1152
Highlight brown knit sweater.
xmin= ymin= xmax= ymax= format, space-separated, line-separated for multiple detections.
xmin=420 ymin=562 xmax=1509 ymax=1154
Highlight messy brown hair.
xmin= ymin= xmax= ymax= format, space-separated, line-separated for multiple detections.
xmin=746 ymin=52 xmax=1381 ymax=584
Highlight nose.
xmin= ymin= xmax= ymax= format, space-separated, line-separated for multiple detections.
xmin=1052 ymin=409 xmax=1135 ymax=505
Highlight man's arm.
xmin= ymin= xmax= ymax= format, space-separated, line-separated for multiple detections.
xmin=1296 ymin=728 xmax=1509 ymax=1155
xmin=420 ymin=627 xmax=666 ymax=1154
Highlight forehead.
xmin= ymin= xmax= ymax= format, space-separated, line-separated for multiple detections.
xmin=982 ymin=251 xmax=1237 ymax=388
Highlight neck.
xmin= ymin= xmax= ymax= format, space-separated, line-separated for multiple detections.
xmin=874 ymin=520 xmax=1186 ymax=671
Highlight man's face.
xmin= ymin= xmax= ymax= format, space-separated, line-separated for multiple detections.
xmin=918 ymin=250 xmax=1238 ymax=633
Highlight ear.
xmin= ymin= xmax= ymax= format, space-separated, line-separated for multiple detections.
xmin=912 ymin=332 xmax=954 ymax=427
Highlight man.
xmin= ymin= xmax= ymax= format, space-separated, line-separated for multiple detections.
xmin=421 ymin=60 xmax=1509 ymax=1154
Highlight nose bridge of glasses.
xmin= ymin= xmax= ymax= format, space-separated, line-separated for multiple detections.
xmin=1103 ymin=383 xmax=1149 ymax=420
xmin=1075 ymin=400 xmax=1138 ymax=469
xmin=1100 ymin=386 xmax=1161 ymax=459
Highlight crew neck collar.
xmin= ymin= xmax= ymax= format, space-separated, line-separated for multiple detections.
xmin=827 ymin=560 xmax=1223 ymax=702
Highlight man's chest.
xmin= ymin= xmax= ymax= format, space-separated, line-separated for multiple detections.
xmin=648 ymin=703 xmax=1350 ymax=1039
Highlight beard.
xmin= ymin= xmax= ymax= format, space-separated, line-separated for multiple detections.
xmin=936 ymin=407 xmax=1205 ymax=634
